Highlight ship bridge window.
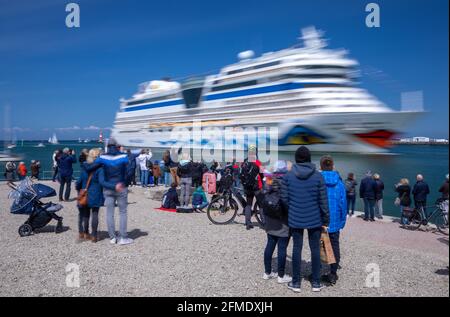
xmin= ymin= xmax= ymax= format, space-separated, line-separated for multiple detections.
xmin=211 ymin=80 xmax=258 ymax=92
xmin=300 ymin=65 xmax=350 ymax=70
xmin=226 ymin=61 xmax=281 ymax=75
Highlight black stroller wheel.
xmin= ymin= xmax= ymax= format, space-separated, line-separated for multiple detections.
xmin=18 ymin=224 xmax=33 ymax=237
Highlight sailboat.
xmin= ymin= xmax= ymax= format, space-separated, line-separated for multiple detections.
xmin=48 ymin=133 xmax=59 ymax=145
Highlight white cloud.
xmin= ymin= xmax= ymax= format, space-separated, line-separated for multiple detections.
xmin=84 ymin=125 xmax=101 ymax=131
xmin=56 ymin=126 xmax=81 ymax=131
xmin=3 ymin=127 xmax=31 ymax=132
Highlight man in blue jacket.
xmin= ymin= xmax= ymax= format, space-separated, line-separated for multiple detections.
xmin=95 ymin=139 xmax=133 ymax=245
xmin=57 ymin=148 xmax=77 ymax=201
xmin=281 ymin=146 xmax=330 ymax=293
xmin=359 ymin=171 xmax=377 ymax=221
xmin=320 ymin=155 xmax=347 ymax=285
xmin=413 ymin=174 xmax=431 ymax=217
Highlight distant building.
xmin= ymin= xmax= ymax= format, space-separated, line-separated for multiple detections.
xmin=434 ymin=138 xmax=449 ymax=143
xmin=412 ymin=137 xmax=430 ymax=143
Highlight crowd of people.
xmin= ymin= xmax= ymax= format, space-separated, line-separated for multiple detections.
xmin=2 ymin=141 xmax=449 ymax=293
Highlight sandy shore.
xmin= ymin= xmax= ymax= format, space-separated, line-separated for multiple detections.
xmin=0 ymin=181 xmax=448 ymax=297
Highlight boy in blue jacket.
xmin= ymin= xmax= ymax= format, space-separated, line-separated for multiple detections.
xmin=320 ymin=155 xmax=347 ymax=285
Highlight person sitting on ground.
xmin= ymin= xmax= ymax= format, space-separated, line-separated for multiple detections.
xmin=162 ymin=183 xmax=180 ymax=209
xmin=262 ymin=160 xmax=292 ymax=285
xmin=192 ymin=186 xmax=208 ymax=212
xmin=281 ymin=146 xmax=329 ymax=293
xmin=320 ymin=155 xmax=347 ymax=286
xmin=412 ymin=174 xmax=430 ymax=217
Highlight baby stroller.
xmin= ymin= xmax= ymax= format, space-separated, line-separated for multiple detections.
xmin=8 ymin=178 xmax=64 ymax=237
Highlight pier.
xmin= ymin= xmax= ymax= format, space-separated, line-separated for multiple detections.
xmin=0 ymin=181 xmax=447 ymax=297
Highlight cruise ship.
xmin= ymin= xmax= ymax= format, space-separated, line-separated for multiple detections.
xmin=112 ymin=27 xmax=421 ymax=153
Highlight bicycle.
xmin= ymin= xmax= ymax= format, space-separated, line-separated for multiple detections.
xmin=207 ymin=187 xmax=265 ymax=226
xmin=403 ymin=199 xmax=449 ymax=235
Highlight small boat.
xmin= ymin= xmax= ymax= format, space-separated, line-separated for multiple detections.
xmin=35 ymin=142 xmax=45 ymax=148
xmin=84 ymin=138 xmax=91 ymax=143
xmin=48 ymin=133 xmax=59 ymax=145
xmin=6 ymin=144 xmax=16 ymax=149
xmin=78 ymin=137 xmax=82 ymax=143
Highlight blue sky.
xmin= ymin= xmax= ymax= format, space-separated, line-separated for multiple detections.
xmin=0 ymin=0 xmax=448 ymax=140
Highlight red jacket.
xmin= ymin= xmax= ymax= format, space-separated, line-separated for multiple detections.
xmin=18 ymin=165 xmax=27 ymax=176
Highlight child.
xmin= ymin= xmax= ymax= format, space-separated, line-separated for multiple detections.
xmin=262 ymin=160 xmax=292 ymax=284
xmin=320 ymin=155 xmax=347 ymax=285
xmin=162 ymin=183 xmax=180 ymax=209
xmin=192 ymin=186 xmax=208 ymax=212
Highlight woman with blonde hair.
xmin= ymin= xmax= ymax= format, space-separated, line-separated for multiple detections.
xmin=395 ymin=178 xmax=411 ymax=225
xmin=75 ymin=148 xmax=104 ymax=243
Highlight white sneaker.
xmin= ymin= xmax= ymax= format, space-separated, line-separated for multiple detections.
xmin=118 ymin=237 xmax=134 ymax=245
xmin=110 ymin=238 xmax=117 ymax=244
xmin=262 ymin=272 xmax=277 ymax=280
xmin=278 ymin=275 xmax=292 ymax=284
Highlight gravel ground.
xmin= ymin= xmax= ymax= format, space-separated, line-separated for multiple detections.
xmin=0 ymin=181 xmax=448 ymax=297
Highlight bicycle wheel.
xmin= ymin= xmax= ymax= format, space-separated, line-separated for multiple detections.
xmin=207 ymin=195 xmax=238 ymax=225
xmin=433 ymin=211 xmax=449 ymax=236
xmin=409 ymin=210 xmax=423 ymax=230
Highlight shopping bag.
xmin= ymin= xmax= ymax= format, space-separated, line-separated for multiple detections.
xmin=320 ymin=228 xmax=336 ymax=265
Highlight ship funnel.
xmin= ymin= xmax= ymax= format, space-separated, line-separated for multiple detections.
xmin=238 ymin=50 xmax=255 ymax=61
xmin=300 ymin=26 xmax=327 ymax=49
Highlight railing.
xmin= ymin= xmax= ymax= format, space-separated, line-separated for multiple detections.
xmin=0 ymin=170 xmax=81 ymax=181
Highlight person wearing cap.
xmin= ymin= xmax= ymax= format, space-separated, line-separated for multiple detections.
xmin=359 ymin=171 xmax=377 ymax=221
xmin=320 ymin=155 xmax=347 ymax=285
xmin=281 ymin=146 xmax=329 ymax=293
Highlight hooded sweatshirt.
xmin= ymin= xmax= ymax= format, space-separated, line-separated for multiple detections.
xmin=321 ymin=171 xmax=347 ymax=233
xmin=177 ymin=159 xmax=193 ymax=178
xmin=281 ymin=163 xmax=329 ymax=229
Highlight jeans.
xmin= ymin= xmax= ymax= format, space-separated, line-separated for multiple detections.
xmin=400 ymin=206 xmax=409 ymax=225
xmin=59 ymin=175 xmax=72 ymax=201
xmin=264 ymin=234 xmax=290 ymax=277
xmin=415 ymin=200 xmax=427 ymax=218
xmin=147 ymin=174 xmax=154 ymax=186
xmin=244 ymin=190 xmax=256 ymax=226
xmin=363 ymin=198 xmax=376 ymax=220
xmin=104 ymin=188 xmax=128 ymax=239
xmin=291 ymin=227 xmax=322 ymax=285
xmin=180 ymin=177 xmax=192 ymax=206
xmin=347 ymin=195 xmax=356 ymax=215
xmin=18 ymin=175 xmax=26 ymax=181
xmin=140 ymin=169 xmax=149 ymax=187
xmin=193 ymin=202 xmax=209 ymax=210
xmin=77 ymin=207 xmax=99 ymax=236
xmin=328 ymin=232 xmax=341 ymax=275
xmin=164 ymin=172 xmax=171 ymax=187
xmin=375 ymin=199 xmax=383 ymax=217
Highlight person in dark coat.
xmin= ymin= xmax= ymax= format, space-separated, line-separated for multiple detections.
xmin=345 ymin=173 xmax=357 ymax=215
xmin=359 ymin=171 xmax=377 ymax=221
xmin=262 ymin=160 xmax=291 ymax=284
xmin=439 ymin=174 xmax=449 ymax=199
xmin=30 ymin=160 xmax=41 ymax=180
xmin=75 ymin=149 xmax=104 ymax=243
xmin=281 ymin=146 xmax=329 ymax=293
xmin=412 ymin=174 xmax=431 ymax=217
xmin=395 ymin=178 xmax=412 ymax=225
xmin=57 ymin=148 xmax=77 ymax=201
xmin=373 ymin=173 xmax=385 ymax=219
xmin=126 ymin=149 xmax=139 ymax=187
xmin=162 ymin=183 xmax=180 ymax=209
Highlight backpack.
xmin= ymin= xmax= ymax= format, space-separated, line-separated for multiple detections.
xmin=345 ymin=179 xmax=355 ymax=195
xmin=146 ymin=159 xmax=153 ymax=170
xmin=162 ymin=192 xmax=170 ymax=209
xmin=262 ymin=189 xmax=283 ymax=219
xmin=240 ymin=162 xmax=259 ymax=189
